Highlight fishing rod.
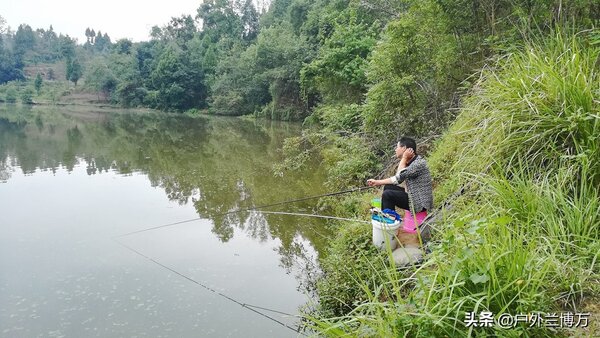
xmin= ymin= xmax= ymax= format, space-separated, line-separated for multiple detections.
xmin=110 ymin=154 xmax=413 ymax=335
xmin=114 ymin=185 xmax=375 ymax=239
xmin=114 ymin=239 xmax=307 ymax=336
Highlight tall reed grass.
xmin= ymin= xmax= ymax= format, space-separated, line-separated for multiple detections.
xmin=307 ymin=30 xmax=599 ymax=337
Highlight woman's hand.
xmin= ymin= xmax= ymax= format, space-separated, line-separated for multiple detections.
xmin=402 ymin=148 xmax=415 ymax=162
xmin=367 ymin=179 xmax=380 ymax=187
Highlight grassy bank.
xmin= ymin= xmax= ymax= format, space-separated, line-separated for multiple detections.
xmin=307 ymin=31 xmax=599 ymax=337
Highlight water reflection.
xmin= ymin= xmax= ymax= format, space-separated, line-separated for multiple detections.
xmin=0 ymin=106 xmax=335 ymax=336
xmin=0 ymin=105 xmax=331 ymax=288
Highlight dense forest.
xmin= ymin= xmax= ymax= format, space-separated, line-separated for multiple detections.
xmin=1 ymin=1 xmax=594 ymax=124
xmin=1 ymin=0 xmax=599 ymax=336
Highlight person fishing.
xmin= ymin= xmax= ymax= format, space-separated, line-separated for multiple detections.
xmin=366 ymin=137 xmax=433 ymax=218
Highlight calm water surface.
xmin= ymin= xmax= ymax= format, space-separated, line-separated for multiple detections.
xmin=0 ymin=105 xmax=331 ymax=337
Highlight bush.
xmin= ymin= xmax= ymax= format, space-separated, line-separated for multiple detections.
xmin=313 ymin=222 xmax=388 ymax=317
xmin=143 ymin=90 xmax=159 ymax=108
xmin=321 ymin=135 xmax=380 ymax=190
xmin=5 ymin=87 xmax=17 ymax=103
xmin=313 ymin=103 xmax=363 ymax=134
xmin=20 ymin=87 xmax=34 ymax=104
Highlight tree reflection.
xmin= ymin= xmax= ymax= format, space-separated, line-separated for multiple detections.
xmin=0 ymin=107 xmax=331 ymax=290
xmin=0 ymin=159 xmax=13 ymax=182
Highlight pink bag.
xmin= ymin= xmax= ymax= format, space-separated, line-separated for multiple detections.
xmin=402 ymin=210 xmax=428 ymax=234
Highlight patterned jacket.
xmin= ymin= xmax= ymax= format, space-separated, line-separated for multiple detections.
xmin=389 ymin=155 xmax=433 ymax=212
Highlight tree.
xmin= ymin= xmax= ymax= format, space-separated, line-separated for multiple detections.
xmin=103 ymin=33 xmax=111 ymax=44
xmin=197 ymin=0 xmax=243 ymax=42
xmin=288 ymin=0 xmax=311 ymax=34
xmin=254 ymin=23 xmax=309 ymax=118
xmin=113 ymin=39 xmax=133 ymax=54
xmin=100 ymin=52 xmax=145 ymax=107
xmin=163 ymin=15 xmax=198 ymax=47
xmin=14 ymin=24 xmax=36 ymax=57
xmin=86 ymin=60 xmax=117 ymax=101
xmin=59 ymin=35 xmax=76 ymax=59
xmin=0 ymin=15 xmax=6 ymax=34
xmin=135 ymin=41 xmax=157 ymax=80
xmin=0 ymin=36 xmax=24 ymax=83
xmin=95 ymin=31 xmax=107 ymax=51
xmin=5 ymin=87 xmax=17 ymax=103
xmin=363 ymin=0 xmax=460 ymax=142
xmin=66 ymin=58 xmax=83 ymax=85
xmin=36 ymin=26 xmax=61 ymax=62
xmin=210 ymin=22 xmax=309 ymax=118
xmin=21 ymin=87 xmax=34 ymax=104
xmin=149 ymin=45 xmax=206 ymax=110
xmin=259 ymin=0 xmax=294 ymax=27
xmin=34 ymin=73 xmax=43 ymax=94
xmin=210 ymin=43 xmax=266 ymax=114
xmin=85 ymin=27 xmax=92 ymax=43
xmin=301 ymin=12 xmax=379 ymax=105
xmin=240 ymin=0 xmax=259 ymax=42
xmin=66 ymin=58 xmax=72 ymax=81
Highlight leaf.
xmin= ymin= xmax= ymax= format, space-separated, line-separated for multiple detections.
xmin=494 ymin=215 xmax=512 ymax=226
xmin=466 ymin=226 xmax=479 ymax=235
xmin=453 ymin=220 xmax=465 ymax=227
xmin=462 ymin=247 xmax=474 ymax=258
xmin=470 ymin=273 xmax=490 ymax=284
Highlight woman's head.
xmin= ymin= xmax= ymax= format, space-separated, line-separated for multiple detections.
xmin=395 ymin=137 xmax=417 ymax=158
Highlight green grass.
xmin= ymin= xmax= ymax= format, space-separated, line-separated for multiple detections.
xmin=0 ymin=78 xmax=75 ymax=105
xmin=307 ymin=30 xmax=600 ymax=337
xmin=429 ymin=30 xmax=600 ymax=195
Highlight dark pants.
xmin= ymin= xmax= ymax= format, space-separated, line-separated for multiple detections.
xmin=382 ymin=184 xmax=410 ymax=211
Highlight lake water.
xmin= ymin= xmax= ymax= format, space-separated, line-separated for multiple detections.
xmin=0 ymin=105 xmax=332 ymax=337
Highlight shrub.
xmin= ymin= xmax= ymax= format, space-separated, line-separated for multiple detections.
xmin=5 ymin=87 xmax=17 ymax=103
xmin=313 ymin=103 xmax=363 ymax=134
xmin=21 ymin=87 xmax=34 ymax=104
xmin=321 ymin=135 xmax=380 ymax=190
xmin=313 ymin=222 xmax=389 ymax=318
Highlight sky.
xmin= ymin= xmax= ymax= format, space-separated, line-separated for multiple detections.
xmin=0 ymin=0 xmax=203 ymax=43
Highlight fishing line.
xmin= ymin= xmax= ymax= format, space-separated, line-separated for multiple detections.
xmin=114 ymin=186 xmax=375 ymax=239
xmin=257 ymin=211 xmax=370 ymax=224
xmin=114 ymin=238 xmax=307 ymax=336
xmin=244 ymin=304 xmax=298 ymax=317
xmin=113 ymin=187 xmax=377 ymax=334
xmin=111 ymin=147 xmax=428 ymax=334
xmin=244 ymin=211 xmax=333 ymax=252
xmin=253 ymin=210 xmax=368 ymax=244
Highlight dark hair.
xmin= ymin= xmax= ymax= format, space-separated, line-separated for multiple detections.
xmin=398 ymin=137 xmax=417 ymax=154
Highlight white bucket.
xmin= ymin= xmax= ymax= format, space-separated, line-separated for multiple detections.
xmin=372 ymin=219 xmax=401 ymax=250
